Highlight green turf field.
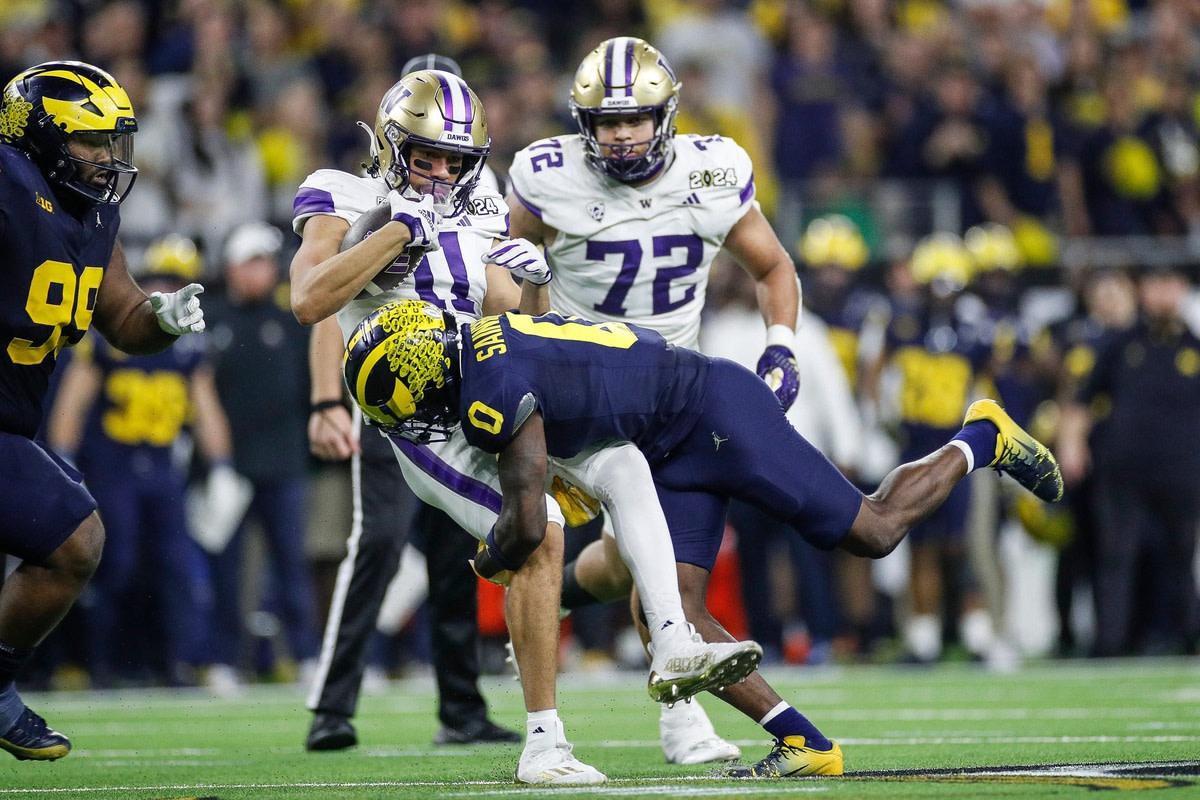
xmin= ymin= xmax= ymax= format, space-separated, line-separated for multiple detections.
xmin=2 ymin=658 xmax=1198 ymax=799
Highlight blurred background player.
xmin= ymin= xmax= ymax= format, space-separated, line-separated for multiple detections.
xmin=861 ymin=232 xmax=1001 ymax=665
xmin=303 ymin=52 xmax=521 ymax=752
xmin=200 ymin=220 xmax=321 ymax=694
xmin=0 ymin=60 xmax=205 ymax=760
xmin=507 ymin=34 xmax=800 ymax=767
xmin=47 ymin=235 xmax=234 ymax=690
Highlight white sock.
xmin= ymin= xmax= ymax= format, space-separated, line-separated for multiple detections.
xmin=905 ymin=614 xmax=942 ymax=661
xmin=960 ymin=608 xmax=995 ymax=656
xmin=525 ymin=709 xmax=560 ymax=751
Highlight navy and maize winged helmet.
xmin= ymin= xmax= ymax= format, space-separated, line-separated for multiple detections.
xmin=570 ymin=36 xmax=681 ymax=183
xmin=343 ymin=300 xmax=461 ymax=444
xmin=0 ymin=60 xmax=138 ymax=204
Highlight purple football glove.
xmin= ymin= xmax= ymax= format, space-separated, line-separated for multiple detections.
xmin=387 ymin=190 xmax=442 ymax=252
xmin=757 ymin=344 xmax=800 ymax=410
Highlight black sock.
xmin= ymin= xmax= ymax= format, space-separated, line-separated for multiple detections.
xmin=0 ymin=642 xmax=33 ymax=690
xmin=560 ymin=560 xmax=601 ymax=610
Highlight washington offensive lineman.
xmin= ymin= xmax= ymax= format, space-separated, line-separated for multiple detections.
xmin=345 ymin=300 xmax=1065 ymax=778
xmin=0 ymin=61 xmax=205 ymax=760
xmin=289 ymin=68 xmax=758 ymax=785
xmin=507 ymin=36 xmax=800 ymax=765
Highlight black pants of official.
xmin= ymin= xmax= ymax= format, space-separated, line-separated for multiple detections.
xmin=308 ymin=420 xmax=489 ymax=729
xmin=1093 ymin=474 xmax=1200 ymax=657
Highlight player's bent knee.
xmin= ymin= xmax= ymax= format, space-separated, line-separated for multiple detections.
xmin=524 ymin=523 xmax=563 ymax=567
xmin=50 ymin=513 xmax=105 ymax=581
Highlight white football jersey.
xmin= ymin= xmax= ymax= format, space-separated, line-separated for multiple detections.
xmin=292 ymin=169 xmax=508 ymax=341
xmin=509 ymin=133 xmax=756 ymax=349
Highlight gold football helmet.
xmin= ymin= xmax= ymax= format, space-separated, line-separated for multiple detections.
xmin=343 ymin=300 xmax=461 ymax=443
xmin=799 ymin=215 xmax=869 ymax=270
xmin=144 ymin=234 xmax=203 ymax=281
xmin=570 ymin=36 xmax=681 ymax=183
xmin=910 ymin=232 xmax=973 ymax=294
xmin=366 ymin=70 xmax=489 ymax=217
xmin=0 ymin=60 xmax=137 ymax=204
xmin=964 ymin=223 xmax=1023 ymax=272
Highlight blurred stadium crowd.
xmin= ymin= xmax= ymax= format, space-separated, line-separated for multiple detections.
xmin=4 ymin=0 xmax=1199 ymax=692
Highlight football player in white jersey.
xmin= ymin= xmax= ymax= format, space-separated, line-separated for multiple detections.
xmin=290 ymin=68 xmax=759 ymax=785
xmin=507 ymin=36 xmax=814 ymax=771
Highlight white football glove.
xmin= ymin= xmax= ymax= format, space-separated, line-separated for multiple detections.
xmin=150 ymin=283 xmax=205 ymax=335
xmin=387 ymin=190 xmax=442 ymax=252
xmin=482 ymin=238 xmax=552 ymax=285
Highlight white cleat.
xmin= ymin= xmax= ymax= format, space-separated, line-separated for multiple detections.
xmin=647 ymin=622 xmax=763 ymax=705
xmin=660 ymin=699 xmax=741 ymax=764
xmin=516 ymin=720 xmax=606 ymax=785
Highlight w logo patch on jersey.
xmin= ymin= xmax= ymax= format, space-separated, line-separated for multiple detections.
xmin=587 ymin=201 xmax=605 ymax=221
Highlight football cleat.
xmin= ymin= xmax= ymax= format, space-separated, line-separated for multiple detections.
xmin=0 ymin=707 xmax=71 ymax=761
xmin=723 ymin=736 xmax=843 ymax=778
xmin=305 ymin=711 xmax=357 ymax=751
xmin=434 ymin=719 xmax=521 ymax=745
xmin=660 ymin=700 xmax=740 ymax=764
xmin=516 ymin=719 xmax=605 ymax=785
xmin=963 ymin=399 xmax=1063 ymax=502
xmin=647 ymin=622 xmax=763 ymax=705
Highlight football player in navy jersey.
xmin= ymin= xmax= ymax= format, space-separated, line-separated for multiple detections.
xmin=344 ymin=299 xmax=1065 ymax=778
xmin=0 ymin=61 xmax=206 ymax=760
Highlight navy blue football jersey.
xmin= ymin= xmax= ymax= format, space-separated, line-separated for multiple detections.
xmin=457 ymin=312 xmax=709 ymax=460
xmin=0 ymin=144 xmax=121 ymax=437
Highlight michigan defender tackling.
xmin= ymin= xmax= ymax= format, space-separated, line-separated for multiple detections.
xmin=344 ymin=299 xmax=1065 ymax=779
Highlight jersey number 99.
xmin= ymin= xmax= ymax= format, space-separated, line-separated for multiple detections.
xmin=8 ymin=260 xmax=102 ymax=365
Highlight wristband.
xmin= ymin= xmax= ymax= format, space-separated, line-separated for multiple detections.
xmin=485 ymin=527 xmax=520 ymax=572
xmin=311 ymin=399 xmax=344 ymax=414
xmin=765 ymin=324 xmax=794 ymax=348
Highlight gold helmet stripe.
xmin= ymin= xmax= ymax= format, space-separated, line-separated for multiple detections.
xmin=38 ymin=69 xmax=133 ymax=133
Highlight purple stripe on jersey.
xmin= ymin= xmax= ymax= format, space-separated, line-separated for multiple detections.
xmin=391 ymin=436 xmax=503 ymax=514
xmin=293 ymin=186 xmax=335 ymax=219
xmin=739 ymin=173 xmax=756 ymax=205
xmin=510 ymin=184 xmax=543 ymax=219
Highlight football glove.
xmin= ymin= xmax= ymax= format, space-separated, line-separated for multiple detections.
xmin=550 ymin=475 xmax=602 ymax=527
xmin=757 ymin=325 xmax=800 ymax=410
xmin=482 ymin=238 xmax=552 ymax=285
xmin=470 ymin=539 xmax=515 ymax=588
xmin=150 ymin=283 xmax=206 ymax=335
xmin=387 ymin=190 xmax=442 ymax=252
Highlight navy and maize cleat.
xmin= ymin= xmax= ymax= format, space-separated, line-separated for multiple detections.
xmin=723 ymin=736 xmax=843 ymax=778
xmin=964 ymin=398 xmax=1063 ymax=503
xmin=0 ymin=707 xmax=71 ymax=761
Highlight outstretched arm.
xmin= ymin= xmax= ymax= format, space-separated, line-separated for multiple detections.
xmin=92 ymin=240 xmax=191 ymax=354
xmin=473 ymin=411 xmax=550 ymax=582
